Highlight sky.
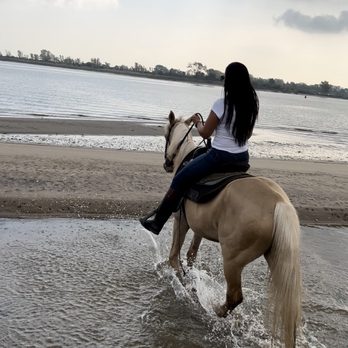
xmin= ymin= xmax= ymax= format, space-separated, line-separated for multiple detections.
xmin=0 ymin=0 xmax=348 ymax=87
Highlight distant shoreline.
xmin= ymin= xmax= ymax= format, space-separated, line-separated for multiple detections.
xmin=0 ymin=56 xmax=222 ymax=86
xmin=1 ymin=56 xmax=347 ymax=100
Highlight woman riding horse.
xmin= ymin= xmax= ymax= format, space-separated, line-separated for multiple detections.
xmin=139 ymin=63 xmax=302 ymax=347
xmin=140 ymin=62 xmax=259 ymax=234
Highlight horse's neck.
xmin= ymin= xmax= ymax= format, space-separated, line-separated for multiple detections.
xmin=173 ymin=138 xmax=196 ymax=173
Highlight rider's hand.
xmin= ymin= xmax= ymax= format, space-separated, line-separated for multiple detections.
xmin=191 ymin=113 xmax=201 ymax=127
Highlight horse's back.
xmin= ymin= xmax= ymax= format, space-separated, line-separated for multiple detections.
xmin=185 ymin=176 xmax=290 ymax=250
xmin=225 ymin=176 xmax=290 ymax=208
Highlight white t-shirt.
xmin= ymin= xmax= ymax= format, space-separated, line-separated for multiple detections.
xmin=211 ymin=98 xmax=248 ymax=154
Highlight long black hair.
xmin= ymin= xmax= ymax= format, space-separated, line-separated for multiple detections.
xmin=222 ymin=62 xmax=259 ymax=146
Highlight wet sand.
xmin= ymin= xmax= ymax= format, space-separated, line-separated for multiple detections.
xmin=0 ymin=117 xmax=165 ymax=135
xmin=0 ymin=118 xmax=347 ymax=225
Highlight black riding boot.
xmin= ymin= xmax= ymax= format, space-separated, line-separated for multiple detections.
xmin=140 ymin=188 xmax=181 ymax=235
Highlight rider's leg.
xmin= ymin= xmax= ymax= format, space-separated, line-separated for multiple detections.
xmin=139 ymin=187 xmax=181 ymax=235
xmin=140 ymin=151 xmax=213 ymax=235
xmin=140 ymin=148 xmax=243 ymax=235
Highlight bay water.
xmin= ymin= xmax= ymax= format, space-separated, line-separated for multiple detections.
xmin=0 ymin=60 xmax=347 ymax=162
xmin=0 ymin=62 xmax=347 ymax=347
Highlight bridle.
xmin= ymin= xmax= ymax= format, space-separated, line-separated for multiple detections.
xmin=164 ymin=113 xmax=209 ymax=172
xmin=164 ymin=121 xmax=194 ymax=172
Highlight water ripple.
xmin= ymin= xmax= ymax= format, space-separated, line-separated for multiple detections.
xmin=0 ymin=220 xmax=347 ymax=347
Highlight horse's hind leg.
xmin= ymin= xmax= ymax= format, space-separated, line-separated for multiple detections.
xmin=215 ymin=258 xmax=243 ymax=318
xmin=186 ymin=233 xmax=202 ymax=267
xmin=169 ymin=214 xmax=189 ymax=272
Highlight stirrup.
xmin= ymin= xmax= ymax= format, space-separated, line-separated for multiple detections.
xmin=140 ymin=208 xmax=158 ymax=222
xmin=139 ymin=209 xmax=163 ymax=235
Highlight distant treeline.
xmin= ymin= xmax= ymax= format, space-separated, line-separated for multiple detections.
xmin=1 ymin=49 xmax=348 ymax=99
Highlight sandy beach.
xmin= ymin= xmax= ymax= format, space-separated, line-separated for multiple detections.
xmin=0 ymin=118 xmax=347 ymax=225
xmin=0 ymin=117 xmax=165 ymax=135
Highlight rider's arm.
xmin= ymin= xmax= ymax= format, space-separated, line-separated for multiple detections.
xmin=193 ymin=111 xmax=219 ymax=139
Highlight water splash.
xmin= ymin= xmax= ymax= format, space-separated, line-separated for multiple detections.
xmin=153 ymin=251 xmax=329 ymax=348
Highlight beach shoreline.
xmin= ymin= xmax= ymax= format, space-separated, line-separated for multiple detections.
xmin=0 ymin=134 xmax=347 ymax=225
xmin=0 ymin=117 xmax=166 ymax=135
xmin=0 ymin=117 xmax=347 ymax=225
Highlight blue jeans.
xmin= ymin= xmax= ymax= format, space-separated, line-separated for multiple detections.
xmin=170 ymin=148 xmax=249 ymax=194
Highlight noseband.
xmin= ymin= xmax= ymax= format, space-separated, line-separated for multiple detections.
xmin=164 ymin=122 xmax=194 ymax=170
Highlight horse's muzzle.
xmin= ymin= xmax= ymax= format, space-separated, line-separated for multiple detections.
xmin=163 ymin=159 xmax=174 ymax=173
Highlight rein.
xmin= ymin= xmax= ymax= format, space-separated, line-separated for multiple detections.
xmin=164 ymin=113 xmax=210 ymax=168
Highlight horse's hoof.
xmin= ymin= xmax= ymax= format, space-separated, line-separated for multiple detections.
xmin=169 ymin=262 xmax=181 ymax=273
xmin=214 ymin=304 xmax=228 ymax=318
xmin=187 ymin=259 xmax=195 ymax=268
xmin=155 ymin=260 xmax=169 ymax=272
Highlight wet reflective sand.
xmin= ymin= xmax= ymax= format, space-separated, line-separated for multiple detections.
xmin=0 ymin=219 xmax=347 ymax=347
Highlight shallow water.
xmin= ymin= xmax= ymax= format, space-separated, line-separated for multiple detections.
xmin=0 ymin=219 xmax=347 ymax=347
xmin=1 ymin=60 xmax=348 ymax=144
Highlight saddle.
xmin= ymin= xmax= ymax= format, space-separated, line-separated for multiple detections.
xmin=179 ymin=147 xmax=252 ymax=204
xmin=185 ymin=172 xmax=252 ymax=203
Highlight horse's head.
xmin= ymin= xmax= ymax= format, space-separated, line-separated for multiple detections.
xmin=163 ymin=111 xmax=192 ymax=173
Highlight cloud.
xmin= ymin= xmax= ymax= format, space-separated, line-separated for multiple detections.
xmin=28 ymin=0 xmax=119 ymax=8
xmin=276 ymin=9 xmax=348 ymax=33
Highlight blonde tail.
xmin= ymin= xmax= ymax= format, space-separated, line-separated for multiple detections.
xmin=266 ymin=201 xmax=302 ymax=348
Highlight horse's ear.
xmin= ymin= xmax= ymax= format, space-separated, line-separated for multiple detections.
xmin=168 ymin=110 xmax=175 ymax=125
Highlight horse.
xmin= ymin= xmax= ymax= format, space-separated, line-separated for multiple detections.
xmin=162 ymin=111 xmax=302 ymax=348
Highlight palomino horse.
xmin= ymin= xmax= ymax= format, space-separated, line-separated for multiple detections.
xmin=163 ymin=111 xmax=301 ymax=348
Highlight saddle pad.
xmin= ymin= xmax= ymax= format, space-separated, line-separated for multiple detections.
xmin=185 ymin=172 xmax=253 ymax=203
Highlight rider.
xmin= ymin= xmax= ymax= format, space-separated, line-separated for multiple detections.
xmin=140 ymin=62 xmax=259 ymax=235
